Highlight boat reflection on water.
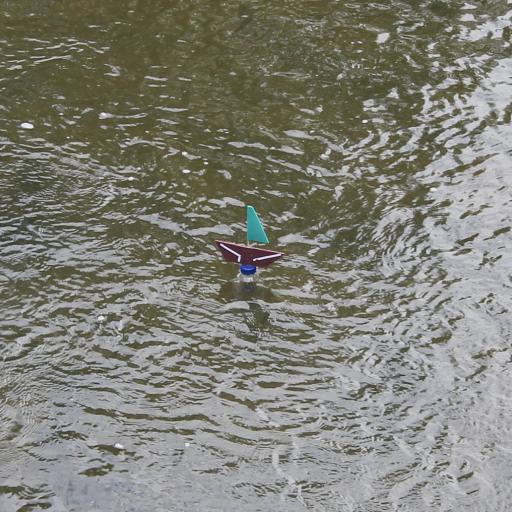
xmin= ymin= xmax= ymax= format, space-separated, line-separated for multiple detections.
xmin=217 ymin=275 xmax=279 ymax=332
xmin=218 ymin=273 xmax=280 ymax=303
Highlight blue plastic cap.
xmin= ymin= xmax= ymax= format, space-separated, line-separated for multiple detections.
xmin=240 ymin=264 xmax=257 ymax=275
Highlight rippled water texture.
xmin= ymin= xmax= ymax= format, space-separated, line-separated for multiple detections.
xmin=1 ymin=1 xmax=512 ymax=510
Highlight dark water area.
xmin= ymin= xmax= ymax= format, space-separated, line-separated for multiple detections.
xmin=1 ymin=1 xmax=511 ymax=510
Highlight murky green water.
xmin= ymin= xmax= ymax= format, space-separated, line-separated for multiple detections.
xmin=1 ymin=1 xmax=511 ymax=510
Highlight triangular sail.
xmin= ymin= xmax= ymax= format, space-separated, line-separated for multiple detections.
xmin=246 ymin=205 xmax=269 ymax=244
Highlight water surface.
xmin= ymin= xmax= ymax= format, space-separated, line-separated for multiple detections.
xmin=1 ymin=1 xmax=512 ymax=510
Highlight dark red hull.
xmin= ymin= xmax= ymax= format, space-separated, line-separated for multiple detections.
xmin=215 ymin=240 xmax=283 ymax=268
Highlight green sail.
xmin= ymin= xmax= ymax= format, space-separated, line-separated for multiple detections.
xmin=246 ymin=205 xmax=269 ymax=244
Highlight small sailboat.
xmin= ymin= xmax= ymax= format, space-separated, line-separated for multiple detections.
xmin=215 ymin=206 xmax=283 ymax=273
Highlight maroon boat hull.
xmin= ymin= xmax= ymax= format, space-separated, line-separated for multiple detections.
xmin=215 ymin=240 xmax=283 ymax=267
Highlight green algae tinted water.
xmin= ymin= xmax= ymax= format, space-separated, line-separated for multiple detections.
xmin=1 ymin=1 xmax=512 ymax=510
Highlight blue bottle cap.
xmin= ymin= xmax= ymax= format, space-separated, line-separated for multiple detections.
xmin=240 ymin=264 xmax=257 ymax=275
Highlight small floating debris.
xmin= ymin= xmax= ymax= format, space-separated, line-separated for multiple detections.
xmin=182 ymin=169 xmax=191 ymax=174
xmin=97 ymin=315 xmax=106 ymax=323
xmin=98 ymin=112 xmax=112 ymax=120
xmin=377 ymin=32 xmax=390 ymax=44
xmin=114 ymin=442 xmax=125 ymax=450
xmin=20 ymin=122 xmax=34 ymax=130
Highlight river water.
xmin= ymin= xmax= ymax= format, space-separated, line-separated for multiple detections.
xmin=1 ymin=1 xmax=511 ymax=511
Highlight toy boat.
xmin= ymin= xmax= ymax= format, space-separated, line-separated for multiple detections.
xmin=215 ymin=206 xmax=283 ymax=272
